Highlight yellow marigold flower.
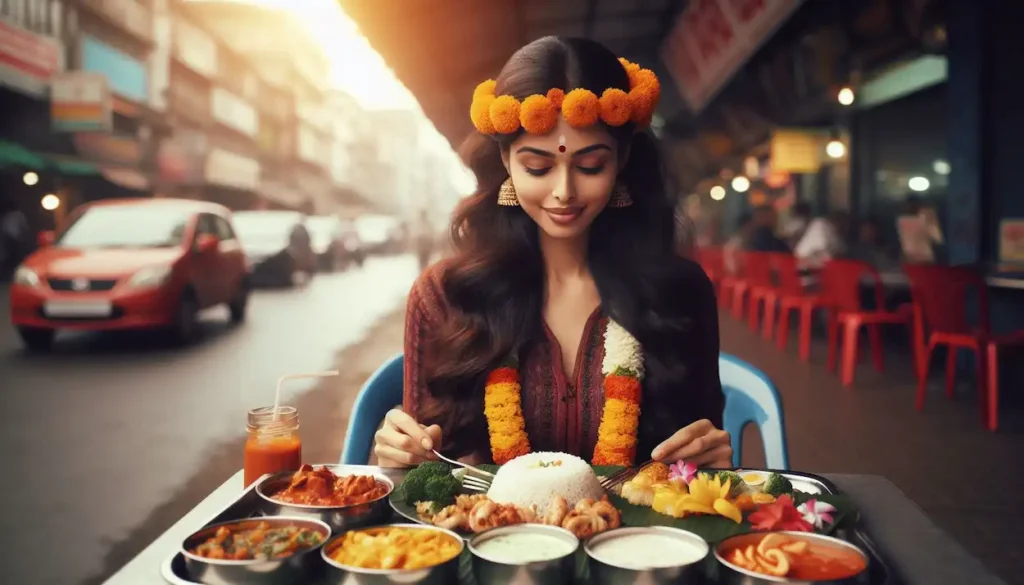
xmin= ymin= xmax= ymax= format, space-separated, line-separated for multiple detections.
xmin=520 ymin=94 xmax=558 ymax=135
xmin=492 ymin=433 xmax=528 ymax=451
xmin=485 ymin=382 xmax=521 ymax=399
xmin=546 ymin=88 xmax=565 ymax=109
xmin=599 ymin=88 xmax=631 ymax=126
xmin=485 ymin=403 xmax=523 ymax=421
xmin=488 ymin=417 xmax=526 ymax=436
xmin=603 ymin=398 xmax=642 ymax=421
xmin=474 ymin=79 xmax=497 ymax=98
xmin=562 ymin=89 xmax=600 ymax=128
xmin=489 ymin=95 xmax=522 ymax=134
xmin=471 ymin=95 xmax=496 ymax=134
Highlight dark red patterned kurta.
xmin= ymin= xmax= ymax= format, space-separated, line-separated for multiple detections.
xmin=403 ymin=262 xmax=723 ymax=463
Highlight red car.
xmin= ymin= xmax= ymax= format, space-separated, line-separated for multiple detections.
xmin=8 ymin=198 xmax=250 ymax=351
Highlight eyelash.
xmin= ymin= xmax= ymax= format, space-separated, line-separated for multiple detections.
xmin=525 ymin=165 xmax=605 ymax=177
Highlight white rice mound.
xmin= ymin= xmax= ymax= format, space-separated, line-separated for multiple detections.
xmin=486 ymin=451 xmax=605 ymax=515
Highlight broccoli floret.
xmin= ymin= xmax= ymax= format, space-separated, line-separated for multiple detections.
xmin=398 ymin=462 xmax=454 ymax=505
xmin=716 ymin=471 xmax=746 ymax=497
xmin=763 ymin=473 xmax=793 ymax=497
xmin=424 ymin=474 xmax=460 ymax=506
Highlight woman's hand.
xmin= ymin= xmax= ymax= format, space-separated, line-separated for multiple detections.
xmin=373 ymin=409 xmax=442 ymax=468
xmin=651 ymin=419 xmax=733 ymax=469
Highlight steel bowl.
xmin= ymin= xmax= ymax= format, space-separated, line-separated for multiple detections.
xmin=181 ymin=516 xmax=331 ymax=585
xmin=468 ymin=524 xmax=579 ymax=585
xmin=585 ymin=526 xmax=709 ymax=585
xmin=320 ymin=523 xmax=464 ymax=585
xmin=714 ymin=531 xmax=870 ymax=585
xmin=256 ymin=466 xmax=394 ymax=533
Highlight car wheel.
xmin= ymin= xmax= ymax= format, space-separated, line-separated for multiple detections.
xmin=169 ymin=291 xmax=200 ymax=345
xmin=229 ymin=279 xmax=250 ymax=324
xmin=18 ymin=327 xmax=55 ymax=352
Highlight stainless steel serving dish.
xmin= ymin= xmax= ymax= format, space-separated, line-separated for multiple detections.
xmin=256 ymin=466 xmax=394 ymax=532
xmin=181 ymin=516 xmax=331 ymax=585
xmin=468 ymin=524 xmax=579 ymax=585
xmin=714 ymin=531 xmax=870 ymax=585
xmin=320 ymin=523 xmax=464 ymax=585
xmin=585 ymin=526 xmax=709 ymax=585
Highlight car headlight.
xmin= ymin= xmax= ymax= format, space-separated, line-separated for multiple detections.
xmin=13 ymin=266 xmax=40 ymax=288
xmin=127 ymin=265 xmax=173 ymax=289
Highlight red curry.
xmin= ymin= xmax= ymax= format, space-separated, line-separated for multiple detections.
xmin=719 ymin=533 xmax=867 ymax=580
xmin=269 ymin=464 xmax=389 ymax=506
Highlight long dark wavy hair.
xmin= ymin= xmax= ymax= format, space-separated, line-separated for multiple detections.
xmin=421 ymin=36 xmax=702 ymax=459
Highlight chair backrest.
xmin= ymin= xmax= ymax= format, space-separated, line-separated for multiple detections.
xmin=902 ymin=264 xmax=989 ymax=335
xmin=342 ymin=352 xmax=791 ymax=471
xmin=769 ymin=253 xmax=804 ymax=295
xmin=340 ymin=353 xmax=404 ymax=465
xmin=819 ymin=258 xmax=883 ymax=313
xmin=720 ymin=353 xmax=790 ymax=470
xmin=744 ymin=251 xmax=774 ymax=287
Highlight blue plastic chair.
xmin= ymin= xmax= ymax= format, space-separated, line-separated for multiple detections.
xmin=720 ymin=353 xmax=790 ymax=470
xmin=341 ymin=352 xmax=790 ymax=470
xmin=340 ymin=353 xmax=404 ymax=465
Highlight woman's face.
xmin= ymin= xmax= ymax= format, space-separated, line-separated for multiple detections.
xmin=503 ymin=118 xmax=621 ymax=240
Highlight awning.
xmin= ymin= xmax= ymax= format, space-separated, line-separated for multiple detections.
xmin=0 ymin=139 xmax=48 ymax=169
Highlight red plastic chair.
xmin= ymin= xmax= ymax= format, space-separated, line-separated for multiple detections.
xmin=745 ymin=252 xmax=776 ymax=332
xmin=820 ymin=259 xmax=912 ymax=387
xmin=902 ymin=264 xmax=1024 ymax=431
xmin=726 ymin=251 xmax=751 ymax=319
xmin=771 ymin=254 xmax=827 ymax=359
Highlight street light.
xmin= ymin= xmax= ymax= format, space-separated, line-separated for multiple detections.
xmin=838 ymin=87 xmax=855 ymax=106
xmin=41 ymin=193 xmax=60 ymax=211
xmin=731 ymin=176 xmax=750 ymax=193
xmin=23 ymin=171 xmax=39 ymax=186
xmin=710 ymin=186 xmax=726 ymax=201
xmin=826 ymin=139 xmax=846 ymax=159
xmin=908 ymin=176 xmax=930 ymax=192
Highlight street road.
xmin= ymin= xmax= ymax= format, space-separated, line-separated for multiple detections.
xmin=0 ymin=255 xmax=419 ymax=585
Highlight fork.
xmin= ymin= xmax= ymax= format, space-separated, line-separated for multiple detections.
xmin=599 ymin=458 xmax=656 ymax=491
xmin=432 ymin=450 xmax=495 ymax=480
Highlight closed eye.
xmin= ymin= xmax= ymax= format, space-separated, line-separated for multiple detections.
xmin=525 ymin=168 xmax=551 ymax=177
xmin=577 ymin=165 xmax=605 ymax=175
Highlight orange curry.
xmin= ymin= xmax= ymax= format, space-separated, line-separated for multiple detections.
xmin=191 ymin=521 xmax=324 ymax=561
xmin=270 ymin=464 xmax=389 ymax=506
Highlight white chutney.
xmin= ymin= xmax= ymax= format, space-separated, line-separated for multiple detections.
xmin=473 ymin=532 xmax=576 ymax=564
xmin=589 ymin=532 xmax=707 ymax=570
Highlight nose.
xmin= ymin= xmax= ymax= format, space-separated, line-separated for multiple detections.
xmin=550 ymin=167 xmax=574 ymax=203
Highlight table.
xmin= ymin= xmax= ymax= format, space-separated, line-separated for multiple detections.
xmin=103 ymin=468 xmax=1007 ymax=585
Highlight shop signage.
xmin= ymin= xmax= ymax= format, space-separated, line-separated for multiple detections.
xmin=87 ymin=0 xmax=153 ymax=43
xmin=81 ymin=36 xmax=148 ymax=103
xmin=212 ymin=88 xmax=258 ymax=138
xmin=172 ymin=20 xmax=218 ymax=78
xmin=770 ymin=129 xmax=823 ymax=174
xmin=73 ymin=132 xmax=142 ymax=166
xmin=51 ymin=72 xmax=112 ymax=132
xmin=999 ymin=220 xmax=1024 ymax=264
xmin=159 ymin=128 xmax=207 ymax=185
xmin=205 ymin=148 xmax=260 ymax=191
xmin=0 ymin=15 xmax=62 ymax=97
xmin=662 ymin=0 xmax=804 ymax=113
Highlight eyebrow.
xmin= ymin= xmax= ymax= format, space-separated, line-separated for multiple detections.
xmin=515 ymin=144 xmax=612 ymax=158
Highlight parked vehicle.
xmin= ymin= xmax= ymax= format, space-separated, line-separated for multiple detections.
xmin=353 ymin=214 xmax=404 ymax=255
xmin=232 ymin=210 xmax=316 ymax=287
xmin=305 ymin=215 xmax=365 ymax=271
xmin=8 ymin=198 xmax=249 ymax=351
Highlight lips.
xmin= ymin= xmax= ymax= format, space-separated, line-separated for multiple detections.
xmin=544 ymin=207 xmax=584 ymax=225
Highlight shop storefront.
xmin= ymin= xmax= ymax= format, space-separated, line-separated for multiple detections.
xmin=204 ymin=146 xmax=261 ymax=210
xmin=157 ymin=127 xmax=207 ymax=199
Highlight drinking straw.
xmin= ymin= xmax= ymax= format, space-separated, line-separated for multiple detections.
xmin=274 ymin=370 xmax=340 ymax=421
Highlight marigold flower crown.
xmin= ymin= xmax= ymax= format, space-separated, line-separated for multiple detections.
xmin=470 ymin=58 xmax=661 ymax=136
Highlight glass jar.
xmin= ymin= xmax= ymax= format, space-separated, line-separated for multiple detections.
xmin=244 ymin=406 xmax=302 ymax=487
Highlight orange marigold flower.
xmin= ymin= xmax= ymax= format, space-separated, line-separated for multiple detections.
xmin=493 ymin=442 xmax=531 ymax=464
xmin=486 ymin=367 xmax=520 ymax=385
xmin=618 ymin=57 xmax=640 ymax=76
xmin=474 ymin=79 xmax=497 ymax=98
xmin=628 ymin=68 xmax=658 ymax=91
xmin=546 ymin=88 xmax=565 ymax=109
xmin=520 ymin=94 xmax=558 ymax=135
xmin=489 ymin=95 xmax=521 ymax=134
xmin=628 ymin=87 xmax=658 ymax=124
xmin=593 ymin=445 xmax=633 ymax=466
xmin=604 ymin=375 xmax=642 ymax=403
xmin=599 ymin=88 xmax=631 ymax=127
xmin=562 ymin=89 xmax=600 ymax=128
xmin=471 ymin=95 xmax=496 ymax=134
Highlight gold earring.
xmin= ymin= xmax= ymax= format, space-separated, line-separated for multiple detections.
xmin=608 ymin=182 xmax=633 ymax=208
xmin=497 ymin=178 xmax=520 ymax=206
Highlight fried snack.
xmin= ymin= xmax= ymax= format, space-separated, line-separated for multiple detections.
xmin=329 ymin=526 xmax=461 ymax=570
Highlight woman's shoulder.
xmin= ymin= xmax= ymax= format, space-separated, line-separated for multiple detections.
xmin=408 ymin=258 xmax=452 ymax=318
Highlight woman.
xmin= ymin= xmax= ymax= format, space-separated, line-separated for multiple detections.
xmin=374 ymin=37 xmax=730 ymax=470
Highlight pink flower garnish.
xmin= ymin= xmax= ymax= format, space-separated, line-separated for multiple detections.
xmin=797 ymin=498 xmax=837 ymax=529
xmin=668 ymin=460 xmax=697 ymax=484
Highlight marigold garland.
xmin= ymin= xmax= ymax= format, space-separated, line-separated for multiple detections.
xmin=484 ymin=319 xmax=643 ymax=467
xmin=468 ymin=57 xmax=661 ymax=135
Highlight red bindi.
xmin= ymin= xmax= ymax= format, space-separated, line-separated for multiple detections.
xmin=558 ymin=145 xmax=566 ymax=153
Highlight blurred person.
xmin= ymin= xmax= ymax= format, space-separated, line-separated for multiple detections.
xmin=848 ymin=216 xmax=898 ymax=271
xmin=374 ymin=37 xmax=729 ymax=469
xmin=747 ymin=205 xmax=790 ymax=253
xmin=794 ymin=210 xmax=848 ymax=270
xmin=897 ymin=196 xmax=943 ymax=263
xmin=723 ymin=213 xmax=753 ymax=275
xmin=782 ymin=202 xmax=811 ymax=246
